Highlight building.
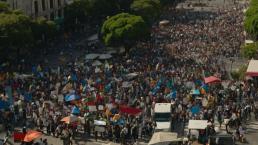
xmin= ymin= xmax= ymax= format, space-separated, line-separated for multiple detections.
xmin=0 ymin=0 xmax=72 ymax=20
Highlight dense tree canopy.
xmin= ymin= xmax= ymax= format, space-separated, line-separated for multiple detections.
xmin=241 ymin=43 xmax=258 ymax=58
xmin=31 ymin=17 xmax=57 ymax=42
xmin=101 ymin=13 xmax=149 ymax=49
xmin=0 ymin=2 xmax=9 ymax=13
xmin=130 ymin=0 xmax=161 ymax=23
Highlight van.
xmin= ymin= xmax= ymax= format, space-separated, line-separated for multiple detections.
xmin=154 ymin=103 xmax=171 ymax=131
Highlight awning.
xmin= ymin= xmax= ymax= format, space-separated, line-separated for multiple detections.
xmin=246 ymin=60 xmax=258 ymax=76
xmin=188 ymin=120 xmax=208 ymax=130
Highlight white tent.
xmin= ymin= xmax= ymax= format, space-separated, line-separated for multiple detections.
xmin=99 ymin=54 xmax=112 ymax=60
xmin=188 ymin=120 xmax=208 ymax=130
xmin=246 ymin=60 xmax=258 ymax=76
xmin=87 ymin=34 xmax=98 ymax=41
xmin=148 ymin=132 xmax=178 ymax=145
xmin=85 ymin=53 xmax=99 ymax=60
xmin=122 ymin=81 xmax=132 ymax=88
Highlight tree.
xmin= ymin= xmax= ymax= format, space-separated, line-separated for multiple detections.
xmin=116 ymin=0 xmax=133 ymax=12
xmin=31 ymin=17 xmax=57 ymax=42
xmin=85 ymin=0 xmax=119 ymax=19
xmin=101 ymin=13 xmax=149 ymax=50
xmin=64 ymin=0 xmax=88 ymax=30
xmin=0 ymin=12 xmax=33 ymax=61
xmin=244 ymin=14 xmax=258 ymax=39
xmin=130 ymin=0 xmax=161 ymax=23
xmin=240 ymin=43 xmax=258 ymax=59
xmin=0 ymin=1 xmax=9 ymax=13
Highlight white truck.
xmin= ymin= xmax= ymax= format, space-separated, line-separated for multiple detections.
xmin=154 ymin=103 xmax=171 ymax=132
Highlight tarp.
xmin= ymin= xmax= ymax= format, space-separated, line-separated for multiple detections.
xmin=148 ymin=132 xmax=178 ymax=145
xmin=204 ymin=76 xmax=221 ymax=84
xmin=191 ymin=105 xmax=200 ymax=115
xmin=246 ymin=60 xmax=258 ymax=76
xmin=188 ymin=120 xmax=208 ymax=130
xmin=120 ymin=106 xmax=142 ymax=115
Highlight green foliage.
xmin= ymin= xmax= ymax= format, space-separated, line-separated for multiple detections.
xmin=231 ymin=65 xmax=248 ymax=80
xmin=101 ymin=13 xmax=149 ymax=48
xmin=244 ymin=14 xmax=258 ymax=39
xmin=0 ymin=13 xmax=33 ymax=47
xmin=245 ymin=5 xmax=258 ymax=17
xmin=240 ymin=43 xmax=258 ymax=58
xmin=64 ymin=0 xmax=88 ymax=28
xmin=85 ymin=0 xmax=119 ymax=18
xmin=31 ymin=17 xmax=57 ymax=41
xmin=130 ymin=0 xmax=161 ymax=23
xmin=0 ymin=2 xmax=9 ymax=13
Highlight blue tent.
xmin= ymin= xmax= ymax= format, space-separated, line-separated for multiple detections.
xmin=65 ymin=94 xmax=81 ymax=102
xmin=71 ymin=106 xmax=80 ymax=114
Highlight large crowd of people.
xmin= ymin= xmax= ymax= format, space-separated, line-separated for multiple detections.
xmin=0 ymin=2 xmax=257 ymax=145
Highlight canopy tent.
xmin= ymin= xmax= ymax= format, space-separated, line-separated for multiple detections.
xmin=98 ymin=54 xmax=112 ymax=60
xmin=87 ymin=34 xmax=98 ymax=41
xmin=148 ymin=132 xmax=178 ymax=145
xmin=246 ymin=60 xmax=258 ymax=76
xmin=188 ymin=120 xmax=208 ymax=130
xmin=204 ymin=76 xmax=221 ymax=84
xmin=85 ymin=54 xmax=99 ymax=60
xmin=119 ymin=106 xmax=142 ymax=115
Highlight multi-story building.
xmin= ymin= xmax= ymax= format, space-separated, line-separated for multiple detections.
xmin=0 ymin=0 xmax=73 ymax=20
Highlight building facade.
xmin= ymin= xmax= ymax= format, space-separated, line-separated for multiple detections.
xmin=0 ymin=0 xmax=71 ymax=20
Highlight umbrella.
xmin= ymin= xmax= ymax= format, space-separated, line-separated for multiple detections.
xmin=125 ymin=73 xmax=138 ymax=80
xmin=85 ymin=54 xmax=99 ymax=60
xmin=71 ymin=106 xmax=80 ymax=115
xmin=148 ymin=132 xmax=178 ymax=145
xmin=190 ymin=89 xmax=200 ymax=95
xmin=204 ymin=76 xmax=221 ymax=84
xmin=87 ymin=34 xmax=98 ymax=41
xmin=23 ymin=130 xmax=42 ymax=142
xmin=98 ymin=54 xmax=112 ymax=60
xmin=61 ymin=116 xmax=78 ymax=124
xmin=92 ymin=60 xmax=102 ymax=66
xmin=65 ymin=94 xmax=80 ymax=102
xmin=122 ymin=81 xmax=132 ymax=88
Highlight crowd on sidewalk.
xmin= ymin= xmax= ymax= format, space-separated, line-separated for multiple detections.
xmin=0 ymin=3 xmax=256 ymax=145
